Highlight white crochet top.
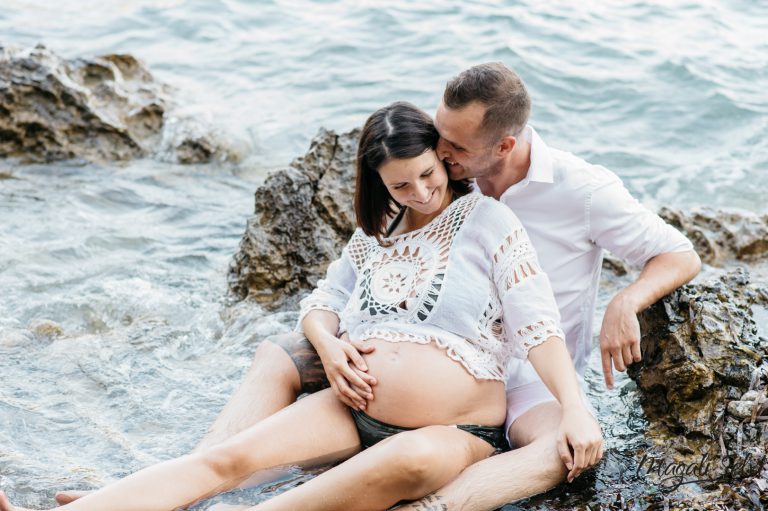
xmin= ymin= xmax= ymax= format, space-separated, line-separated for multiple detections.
xmin=296 ymin=194 xmax=565 ymax=382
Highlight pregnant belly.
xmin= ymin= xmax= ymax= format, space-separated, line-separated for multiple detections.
xmin=360 ymin=338 xmax=507 ymax=428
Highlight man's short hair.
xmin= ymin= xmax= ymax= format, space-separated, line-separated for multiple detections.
xmin=443 ymin=62 xmax=531 ymax=142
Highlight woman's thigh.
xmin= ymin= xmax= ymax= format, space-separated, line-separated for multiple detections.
xmin=201 ymin=388 xmax=361 ymax=479
xmin=252 ymin=425 xmax=495 ymax=511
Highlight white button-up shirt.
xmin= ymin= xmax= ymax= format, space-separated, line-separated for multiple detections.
xmin=500 ymin=126 xmax=693 ymax=389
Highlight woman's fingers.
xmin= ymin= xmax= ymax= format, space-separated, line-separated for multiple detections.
xmin=343 ymin=344 xmax=369 ymax=372
xmin=352 ymin=366 xmax=377 ymax=386
xmin=350 ymin=339 xmax=375 ymax=354
xmin=329 ymin=381 xmax=356 ymax=408
xmin=340 ymin=363 xmax=372 ymax=394
xmin=335 ymin=376 xmax=366 ymax=409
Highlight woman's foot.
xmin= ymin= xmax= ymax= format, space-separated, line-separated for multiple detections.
xmin=206 ymin=504 xmax=250 ymax=511
xmin=0 ymin=490 xmax=35 ymax=511
xmin=54 ymin=491 xmax=90 ymax=506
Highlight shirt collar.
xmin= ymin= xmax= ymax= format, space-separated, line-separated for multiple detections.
xmin=523 ymin=125 xmax=553 ymax=184
xmin=498 ymin=125 xmax=553 ymax=200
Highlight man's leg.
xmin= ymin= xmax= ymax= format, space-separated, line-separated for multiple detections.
xmin=250 ymin=425 xmax=496 ymax=511
xmin=395 ymin=401 xmax=567 ymax=511
xmin=56 ymin=332 xmax=326 ymax=505
xmin=195 ymin=332 xmax=317 ymax=452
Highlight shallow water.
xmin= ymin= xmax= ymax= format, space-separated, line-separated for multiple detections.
xmin=1 ymin=0 xmax=767 ymax=509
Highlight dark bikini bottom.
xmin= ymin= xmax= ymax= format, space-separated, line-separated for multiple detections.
xmin=350 ymin=408 xmax=510 ymax=453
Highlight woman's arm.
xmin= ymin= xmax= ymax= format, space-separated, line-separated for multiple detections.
xmin=302 ymin=309 xmax=376 ymax=410
xmin=296 ymin=246 xmax=376 ymax=410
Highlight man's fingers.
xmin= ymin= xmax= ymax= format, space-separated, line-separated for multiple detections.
xmin=611 ymin=348 xmax=626 ymax=372
xmin=569 ymin=443 xmax=587 ymax=482
xmin=601 ymin=349 xmax=614 ymax=389
xmin=622 ymin=345 xmax=634 ymax=369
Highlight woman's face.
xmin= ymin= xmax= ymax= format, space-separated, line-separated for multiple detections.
xmin=377 ymin=150 xmax=450 ymax=216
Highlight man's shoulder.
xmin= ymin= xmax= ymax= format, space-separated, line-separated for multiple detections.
xmin=548 ymin=147 xmax=621 ymax=191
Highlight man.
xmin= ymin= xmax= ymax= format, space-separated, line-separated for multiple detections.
xmin=395 ymin=62 xmax=700 ymax=510
xmin=56 ymin=63 xmax=700 ymax=510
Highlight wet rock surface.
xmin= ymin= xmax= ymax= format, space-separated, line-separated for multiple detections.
xmin=226 ymin=128 xmax=768 ymax=508
xmin=660 ymin=207 xmax=768 ymax=266
xmin=227 ymin=128 xmax=359 ymax=307
xmin=626 ymin=268 xmax=768 ymax=505
xmin=0 ymin=44 xmax=235 ymax=164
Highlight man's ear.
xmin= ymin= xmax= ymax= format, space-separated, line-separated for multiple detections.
xmin=496 ymin=135 xmax=517 ymax=157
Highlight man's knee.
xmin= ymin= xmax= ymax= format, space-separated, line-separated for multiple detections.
xmin=508 ymin=401 xmax=562 ymax=448
xmin=253 ymin=336 xmax=302 ymax=394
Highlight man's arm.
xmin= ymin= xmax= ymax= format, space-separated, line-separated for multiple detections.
xmin=600 ymin=249 xmax=701 ymax=388
xmin=527 ymin=337 xmax=603 ymax=482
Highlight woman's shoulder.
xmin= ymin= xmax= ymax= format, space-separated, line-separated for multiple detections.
xmin=465 ymin=194 xmax=524 ymax=230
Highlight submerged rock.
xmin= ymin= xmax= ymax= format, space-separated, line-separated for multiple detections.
xmin=227 ymin=128 xmax=360 ymax=307
xmin=0 ymin=43 xmax=235 ymax=164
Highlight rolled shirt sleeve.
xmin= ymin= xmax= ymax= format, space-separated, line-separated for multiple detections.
xmin=492 ymin=223 xmax=566 ymax=360
xmin=588 ymin=171 xmax=693 ymax=266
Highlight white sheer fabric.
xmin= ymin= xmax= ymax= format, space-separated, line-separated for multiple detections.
xmin=297 ymin=194 xmax=565 ymax=382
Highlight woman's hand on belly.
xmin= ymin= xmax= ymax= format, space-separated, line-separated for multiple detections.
xmin=360 ymin=339 xmax=507 ymax=428
xmin=313 ymin=332 xmax=378 ymax=410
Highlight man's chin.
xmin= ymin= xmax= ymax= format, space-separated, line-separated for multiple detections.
xmin=447 ymin=166 xmax=467 ymax=180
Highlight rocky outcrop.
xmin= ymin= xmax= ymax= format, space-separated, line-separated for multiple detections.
xmin=227 ymin=128 xmax=360 ymax=306
xmin=0 ymin=43 xmax=235 ymax=164
xmin=628 ymin=268 xmax=768 ymax=492
xmin=660 ymin=207 xmax=768 ymax=266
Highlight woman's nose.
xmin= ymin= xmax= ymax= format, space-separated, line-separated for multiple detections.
xmin=413 ymin=183 xmax=430 ymax=202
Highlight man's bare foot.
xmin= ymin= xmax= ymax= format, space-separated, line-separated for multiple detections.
xmin=54 ymin=491 xmax=91 ymax=506
xmin=0 ymin=490 xmax=36 ymax=511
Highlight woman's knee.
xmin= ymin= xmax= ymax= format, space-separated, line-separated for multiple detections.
xmin=198 ymin=442 xmax=254 ymax=482
xmin=381 ymin=429 xmax=445 ymax=485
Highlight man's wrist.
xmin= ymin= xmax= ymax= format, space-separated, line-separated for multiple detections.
xmin=612 ymin=288 xmax=643 ymax=315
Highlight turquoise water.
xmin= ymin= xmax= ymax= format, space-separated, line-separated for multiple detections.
xmin=1 ymin=1 xmax=767 ymax=509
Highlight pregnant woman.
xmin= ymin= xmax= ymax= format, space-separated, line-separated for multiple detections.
xmin=0 ymin=102 xmax=600 ymax=511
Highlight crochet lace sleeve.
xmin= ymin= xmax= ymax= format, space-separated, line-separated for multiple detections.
xmin=295 ymin=249 xmax=356 ymax=332
xmin=492 ymin=226 xmax=565 ymax=359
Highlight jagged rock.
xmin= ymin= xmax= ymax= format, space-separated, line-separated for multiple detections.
xmin=660 ymin=207 xmax=768 ymax=265
xmin=227 ymin=128 xmax=360 ymax=306
xmin=628 ymin=268 xmax=768 ymax=489
xmin=630 ymin=268 xmax=767 ymax=435
xmin=0 ymin=43 xmax=235 ymax=164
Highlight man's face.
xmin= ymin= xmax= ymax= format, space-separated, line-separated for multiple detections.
xmin=434 ymin=101 xmax=499 ymax=180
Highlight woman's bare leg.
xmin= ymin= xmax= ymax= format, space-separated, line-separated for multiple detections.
xmin=246 ymin=425 xmax=495 ymax=511
xmin=1 ymin=389 xmax=358 ymax=511
xmin=55 ymin=335 xmax=309 ymax=505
